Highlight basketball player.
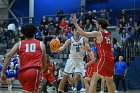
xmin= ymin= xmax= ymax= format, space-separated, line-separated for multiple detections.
xmin=41 ymin=59 xmax=58 ymax=93
xmin=84 ymin=48 xmax=97 ymax=93
xmin=53 ymin=26 xmax=93 ymax=93
xmin=72 ymin=14 xmax=116 ymax=93
xmin=1 ymin=24 xmax=47 ymax=93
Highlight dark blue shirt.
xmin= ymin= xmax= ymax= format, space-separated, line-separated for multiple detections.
xmin=115 ymin=61 xmax=127 ymax=75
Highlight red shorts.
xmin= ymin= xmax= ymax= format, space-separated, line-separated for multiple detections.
xmin=85 ymin=66 xmax=93 ymax=79
xmin=42 ymin=74 xmax=56 ymax=84
xmin=85 ymin=62 xmax=97 ymax=79
xmin=94 ymin=57 xmax=114 ymax=77
xmin=18 ymin=68 xmax=41 ymax=92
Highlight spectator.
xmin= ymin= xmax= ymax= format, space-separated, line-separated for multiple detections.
xmin=128 ymin=28 xmax=138 ymax=38
xmin=56 ymin=9 xmax=64 ymax=21
xmin=84 ymin=19 xmax=93 ymax=32
xmin=114 ymin=56 xmax=127 ymax=92
xmin=64 ymin=25 xmax=72 ymax=39
xmin=59 ymin=18 xmax=67 ymax=30
xmin=57 ymin=59 xmax=65 ymax=70
xmin=7 ymin=23 xmax=16 ymax=32
xmin=48 ymin=17 xmax=55 ymax=26
xmin=6 ymin=65 xmax=16 ymax=91
xmin=79 ymin=12 xmax=86 ymax=25
xmin=54 ymin=17 xmax=61 ymax=35
xmin=40 ymin=16 xmax=48 ymax=27
xmin=119 ymin=10 xmax=129 ymax=23
xmin=85 ymin=11 xmax=95 ymax=22
xmin=112 ymin=38 xmax=121 ymax=59
xmin=35 ymin=27 xmax=43 ymax=41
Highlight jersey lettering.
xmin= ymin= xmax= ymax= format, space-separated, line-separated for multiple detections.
xmin=105 ymin=37 xmax=111 ymax=44
xmin=25 ymin=43 xmax=36 ymax=52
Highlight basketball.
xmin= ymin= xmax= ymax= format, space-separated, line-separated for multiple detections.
xmin=49 ymin=38 xmax=60 ymax=51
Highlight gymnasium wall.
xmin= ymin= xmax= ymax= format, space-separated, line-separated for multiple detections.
xmin=9 ymin=0 xmax=29 ymax=24
xmin=86 ymin=0 xmax=140 ymax=25
xmin=9 ymin=0 xmax=140 ymax=25
xmin=9 ymin=0 xmax=81 ymax=25
xmin=34 ymin=0 xmax=81 ymax=24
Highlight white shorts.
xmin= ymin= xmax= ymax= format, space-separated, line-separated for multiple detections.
xmin=64 ymin=58 xmax=85 ymax=77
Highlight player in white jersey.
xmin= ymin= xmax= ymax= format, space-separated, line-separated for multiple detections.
xmin=53 ymin=26 xmax=93 ymax=93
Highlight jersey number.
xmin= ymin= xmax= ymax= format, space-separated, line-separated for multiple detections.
xmin=25 ymin=44 xmax=36 ymax=52
xmin=105 ymin=37 xmax=111 ymax=44
xmin=76 ymin=47 xmax=80 ymax=52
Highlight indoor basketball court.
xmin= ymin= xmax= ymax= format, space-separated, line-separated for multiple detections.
xmin=0 ymin=0 xmax=140 ymax=93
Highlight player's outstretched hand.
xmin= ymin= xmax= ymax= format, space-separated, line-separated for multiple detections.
xmin=1 ymin=72 xmax=7 ymax=82
xmin=51 ymin=49 xmax=59 ymax=53
xmin=92 ymin=19 xmax=98 ymax=24
xmin=71 ymin=14 xmax=77 ymax=24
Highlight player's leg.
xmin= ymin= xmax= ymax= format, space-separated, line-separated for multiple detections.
xmin=69 ymin=59 xmax=85 ymax=84
xmin=100 ymin=77 xmax=105 ymax=93
xmin=58 ymin=74 xmax=69 ymax=92
xmin=68 ymin=73 xmax=81 ymax=84
xmin=89 ymin=73 xmax=101 ymax=93
xmin=84 ymin=78 xmax=90 ymax=92
xmin=105 ymin=77 xmax=116 ymax=93
xmin=18 ymin=68 xmax=41 ymax=93
xmin=41 ymin=79 xmax=47 ymax=93
xmin=80 ymin=77 xmax=86 ymax=91
xmin=58 ymin=58 xmax=74 ymax=92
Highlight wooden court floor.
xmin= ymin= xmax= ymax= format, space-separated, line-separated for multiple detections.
xmin=0 ymin=89 xmax=140 ymax=93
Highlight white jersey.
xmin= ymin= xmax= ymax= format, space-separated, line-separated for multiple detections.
xmin=69 ymin=36 xmax=85 ymax=59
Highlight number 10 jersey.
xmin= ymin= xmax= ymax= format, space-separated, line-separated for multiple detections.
xmin=19 ymin=39 xmax=43 ymax=71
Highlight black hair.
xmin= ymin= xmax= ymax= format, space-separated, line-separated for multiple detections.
xmin=97 ymin=18 xmax=109 ymax=29
xmin=21 ymin=24 xmax=37 ymax=38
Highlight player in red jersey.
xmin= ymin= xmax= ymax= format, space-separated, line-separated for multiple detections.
xmin=84 ymin=45 xmax=97 ymax=93
xmin=1 ymin=24 xmax=47 ymax=93
xmin=72 ymin=14 xmax=116 ymax=93
xmin=41 ymin=59 xmax=58 ymax=93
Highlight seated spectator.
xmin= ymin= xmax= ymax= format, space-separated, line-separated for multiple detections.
xmin=128 ymin=28 xmax=138 ymax=38
xmin=84 ymin=19 xmax=93 ymax=32
xmin=59 ymin=18 xmax=67 ymax=30
xmin=40 ymin=16 xmax=48 ymax=28
xmin=112 ymin=38 xmax=121 ymax=59
xmin=57 ymin=59 xmax=65 ymax=70
xmin=36 ymin=27 xmax=43 ymax=41
xmin=64 ymin=25 xmax=72 ymax=39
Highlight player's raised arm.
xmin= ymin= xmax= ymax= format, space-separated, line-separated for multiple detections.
xmin=72 ymin=14 xmax=100 ymax=38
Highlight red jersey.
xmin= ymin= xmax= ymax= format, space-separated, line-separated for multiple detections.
xmin=42 ymin=61 xmax=56 ymax=84
xmin=19 ymin=39 xmax=43 ymax=71
xmin=42 ymin=61 xmax=54 ymax=76
xmin=85 ymin=53 xmax=96 ymax=78
xmin=94 ymin=31 xmax=115 ymax=77
xmin=95 ymin=31 xmax=114 ymax=59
